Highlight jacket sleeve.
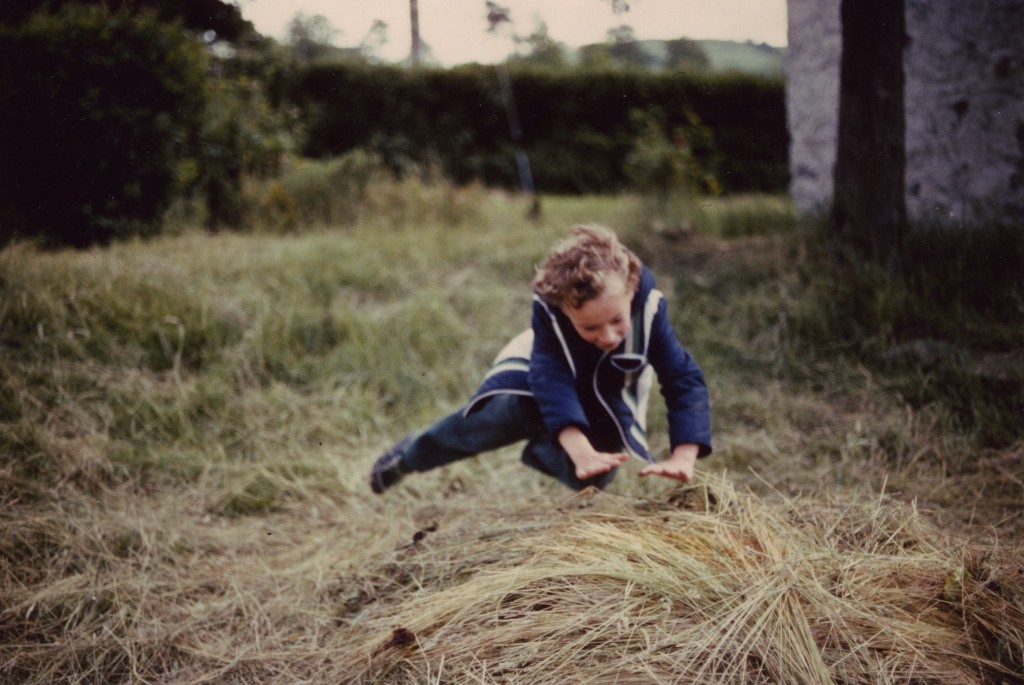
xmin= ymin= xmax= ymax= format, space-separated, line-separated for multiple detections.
xmin=528 ymin=298 xmax=591 ymax=438
xmin=646 ymin=298 xmax=713 ymax=457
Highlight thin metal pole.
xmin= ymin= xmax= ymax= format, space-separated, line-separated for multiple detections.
xmin=496 ymin=62 xmax=536 ymax=197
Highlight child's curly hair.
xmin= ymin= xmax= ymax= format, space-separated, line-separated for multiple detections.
xmin=533 ymin=225 xmax=642 ymax=310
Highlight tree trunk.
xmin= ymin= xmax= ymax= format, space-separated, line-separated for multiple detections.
xmin=831 ymin=0 xmax=908 ymax=267
xmin=409 ymin=0 xmax=422 ymax=65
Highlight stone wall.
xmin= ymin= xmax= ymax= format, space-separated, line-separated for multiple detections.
xmin=784 ymin=0 xmax=841 ymax=215
xmin=786 ymin=0 xmax=1024 ymax=225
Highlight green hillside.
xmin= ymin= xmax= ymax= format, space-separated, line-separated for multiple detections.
xmin=698 ymin=39 xmax=785 ymax=75
xmin=574 ymin=38 xmax=785 ymax=76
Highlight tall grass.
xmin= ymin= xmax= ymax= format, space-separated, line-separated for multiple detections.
xmin=339 ymin=480 xmax=1024 ymax=683
xmin=1 ymin=182 xmax=1021 ymax=683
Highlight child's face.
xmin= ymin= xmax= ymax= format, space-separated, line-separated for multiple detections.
xmin=564 ymin=276 xmax=633 ymax=352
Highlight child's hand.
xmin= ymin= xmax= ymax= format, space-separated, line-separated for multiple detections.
xmin=558 ymin=426 xmax=629 ymax=480
xmin=570 ymin=448 xmax=630 ymax=480
xmin=638 ymin=444 xmax=698 ymax=482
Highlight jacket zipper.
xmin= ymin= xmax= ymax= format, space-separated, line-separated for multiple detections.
xmin=592 ymin=350 xmax=644 ymax=461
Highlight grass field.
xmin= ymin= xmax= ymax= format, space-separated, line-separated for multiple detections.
xmin=1 ymin=185 xmax=1021 ymax=683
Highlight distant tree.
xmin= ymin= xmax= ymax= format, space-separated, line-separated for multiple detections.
xmin=486 ymin=1 xmax=511 ymax=31
xmin=580 ymin=25 xmax=651 ymax=70
xmin=607 ymin=25 xmax=650 ymax=67
xmin=0 ymin=0 xmax=47 ymax=25
xmin=578 ymin=43 xmax=615 ymax=69
xmin=0 ymin=4 xmax=208 ymax=247
xmin=287 ymin=12 xmax=339 ymax=63
xmin=141 ymin=0 xmax=254 ymax=42
xmin=0 ymin=0 xmax=255 ymax=42
xmin=508 ymin=21 xmax=566 ymax=69
xmin=358 ymin=19 xmax=389 ymax=60
xmin=830 ymin=0 xmax=907 ymax=267
xmin=665 ymin=37 xmax=709 ymax=71
xmin=607 ymin=24 xmax=636 ymax=43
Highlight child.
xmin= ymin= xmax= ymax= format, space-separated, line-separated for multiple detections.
xmin=370 ymin=224 xmax=711 ymax=493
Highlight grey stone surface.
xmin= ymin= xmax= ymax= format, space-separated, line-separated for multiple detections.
xmin=786 ymin=0 xmax=1024 ymax=226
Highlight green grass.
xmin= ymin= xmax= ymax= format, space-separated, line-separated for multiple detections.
xmin=1 ymin=184 xmax=1021 ymax=683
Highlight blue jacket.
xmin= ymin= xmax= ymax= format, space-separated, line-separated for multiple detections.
xmin=465 ymin=265 xmax=712 ymax=463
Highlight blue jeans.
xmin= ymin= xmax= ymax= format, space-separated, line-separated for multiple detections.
xmin=402 ymin=394 xmax=617 ymax=491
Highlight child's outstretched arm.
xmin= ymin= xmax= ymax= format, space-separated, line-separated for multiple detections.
xmin=638 ymin=443 xmax=699 ymax=482
xmin=558 ymin=425 xmax=629 ymax=480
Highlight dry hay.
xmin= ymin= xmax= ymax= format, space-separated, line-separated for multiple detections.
xmin=1 ymin=476 xmax=1022 ymax=684
xmin=336 ymin=478 xmax=1024 ymax=684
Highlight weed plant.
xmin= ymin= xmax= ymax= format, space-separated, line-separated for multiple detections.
xmin=1 ymin=183 xmax=1020 ymax=682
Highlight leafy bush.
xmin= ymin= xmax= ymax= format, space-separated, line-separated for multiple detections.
xmin=199 ymin=72 xmax=292 ymax=231
xmin=0 ymin=5 xmax=207 ymax=247
xmin=625 ymin=107 xmax=718 ymax=203
xmin=248 ymin=151 xmax=386 ymax=229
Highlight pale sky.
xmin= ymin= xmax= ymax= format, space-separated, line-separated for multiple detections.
xmin=237 ymin=0 xmax=788 ymax=66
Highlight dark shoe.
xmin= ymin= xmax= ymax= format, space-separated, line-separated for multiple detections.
xmin=370 ymin=435 xmax=413 ymax=494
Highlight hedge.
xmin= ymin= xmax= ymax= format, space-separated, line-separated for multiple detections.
xmin=0 ymin=5 xmax=207 ymax=247
xmin=285 ymin=63 xmax=788 ymax=195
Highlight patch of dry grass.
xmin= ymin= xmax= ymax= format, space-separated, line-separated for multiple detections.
xmin=335 ymin=477 xmax=1023 ymax=684
xmin=2 ymin=189 xmax=1022 ymax=683
xmin=4 ymin=477 xmax=1020 ymax=683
